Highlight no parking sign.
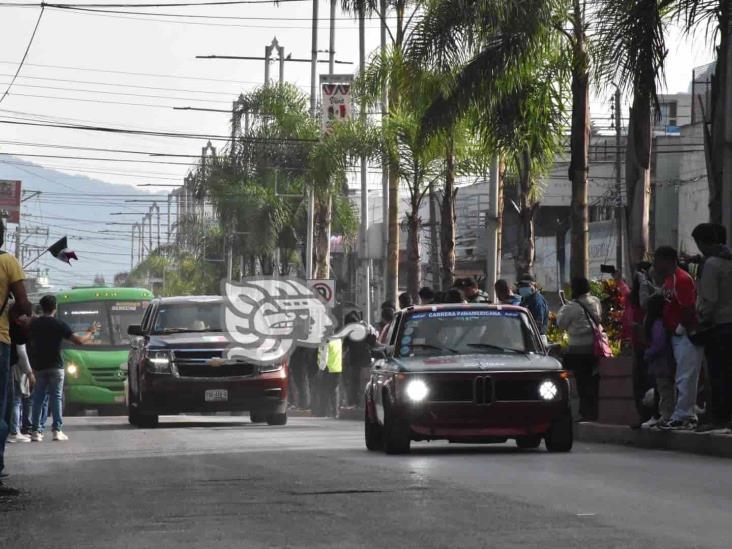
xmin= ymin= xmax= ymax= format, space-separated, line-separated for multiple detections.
xmin=308 ymin=279 xmax=336 ymax=309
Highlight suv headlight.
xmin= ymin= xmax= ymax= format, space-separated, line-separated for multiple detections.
xmin=147 ymin=350 xmax=171 ymax=373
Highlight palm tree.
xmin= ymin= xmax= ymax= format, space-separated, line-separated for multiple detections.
xmin=410 ymin=0 xmax=568 ymax=278
xmin=673 ymin=1 xmax=730 ymax=227
xmin=595 ymin=0 xmax=672 ymax=268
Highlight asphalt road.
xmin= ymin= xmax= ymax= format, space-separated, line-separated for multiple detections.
xmin=2 ymin=416 xmax=731 ymax=549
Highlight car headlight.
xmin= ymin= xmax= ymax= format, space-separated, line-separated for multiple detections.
xmin=539 ymin=380 xmax=559 ymax=400
xmin=66 ymin=363 xmax=79 ymax=377
xmin=147 ymin=350 xmax=171 ymax=373
xmin=405 ymin=379 xmax=429 ymax=402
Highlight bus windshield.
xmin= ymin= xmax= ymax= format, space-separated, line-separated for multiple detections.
xmin=58 ymin=300 xmax=149 ymax=346
xmin=59 ymin=301 xmax=111 ymax=345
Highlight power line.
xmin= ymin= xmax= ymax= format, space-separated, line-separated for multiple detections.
xmin=1 ymin=1 xmax=310 ymax=7
xmin=0 ymin=151 xmax=197 ymax=165
xmin=0 ymin=5 xmax=45 ymax=105
xmin=5 ymin=91 xmax=227 ymax=110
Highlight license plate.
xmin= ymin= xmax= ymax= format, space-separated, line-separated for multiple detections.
xmin=205 ymin=389 xmax=228 ymax=402
xmin=114 ymin=395 xmax=125 ymax=403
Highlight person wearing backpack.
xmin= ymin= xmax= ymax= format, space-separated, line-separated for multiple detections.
xmin=557 ymin=277 xmax=603 ymax=421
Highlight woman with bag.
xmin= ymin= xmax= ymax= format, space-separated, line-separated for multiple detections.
xmin=557 ymin=277 xmax=606 ymax=421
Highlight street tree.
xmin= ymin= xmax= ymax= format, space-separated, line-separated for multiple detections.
xmin=596 ymin=0 xmax=673 ymax=268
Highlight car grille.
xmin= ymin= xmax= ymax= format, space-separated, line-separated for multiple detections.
xmin=89 ymin=367 xmax=125 ymax=392
xmin=494 ymin=379 xmax=541 ymax=401
xmin=176 ymin=363 xmax=255 ymax=378
xmin=171 ymin=349 xmax=255 ymax=378
xmin=428 ymin=379 xmax=475 ymax=402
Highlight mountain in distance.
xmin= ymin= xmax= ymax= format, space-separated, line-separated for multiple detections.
xmin=0 ymin=157 xmax=169 ymax=290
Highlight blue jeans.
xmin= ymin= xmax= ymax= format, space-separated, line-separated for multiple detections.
xmin=11 ymin=376 xmax=23 ymax=434
xmin=0 ymin=342 xmax=12 ymax=475
xmin=31 ymin=369 xmax=65 ymax=433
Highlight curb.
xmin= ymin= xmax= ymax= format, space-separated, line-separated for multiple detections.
xmin=575 ymin=422 xmax=732 ymax=459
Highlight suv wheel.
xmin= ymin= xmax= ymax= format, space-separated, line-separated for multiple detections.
xmin=266 ymin=413 xmax=287 ymax=426
xmin=545 ymin=415 xmax=573 ymax=453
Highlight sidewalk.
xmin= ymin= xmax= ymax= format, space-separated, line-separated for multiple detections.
xmin=576 ymin=422 xmax=732 ymax=459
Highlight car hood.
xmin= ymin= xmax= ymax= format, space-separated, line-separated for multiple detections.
xmin=148 ymin=331 xmax=230 ymax=349
xmin=389 ymin=353 xmax=562 ymax=373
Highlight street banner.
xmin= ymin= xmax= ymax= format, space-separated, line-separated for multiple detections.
xmin=307 ymin=279 xmax=336 ymax=308
xmin=0 ymin=180 xmax=21 ymax=223
xmin=321 ymin=83 xmax=351 ymax=136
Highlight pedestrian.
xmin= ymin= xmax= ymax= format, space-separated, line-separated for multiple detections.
xmin=418 ymin=286 xmax=435 ymax=305
xmin=494 ymin=279 xmax=521 ymax=306
xmin=316 ymin=337 xmax=342 ymax=418
xmin=652 ymin=246 xmax=704 ymax=431
xmin=444 ymin=288 xmax=465 ymax=304
xmin=557 ymin=277 xmax=602 ymax=421
xmin=454 ymin=277 xmax=491 ymax=303
xmin=28 ymin=295 xmax=97 ymax=442
xmin=625 ymin=263 xmax=654 ymax=427
xmin=378 ymin=304 xmax=395 ymax=342
xmin=289 ymin=346 xmax=314 ymax=410
xmin=0 ymin=218 xmax=31 ymax=496
xmin=517 ymin=274 xmax=549 ymax=335
xmin=690 ymin=223 xmax=732 ymax=433
xmin=398 ymin=292 xmax=413 ymax=309
xmin=7 ymin=309 xmax=34 ymax=443
xmin=642 ymin=294 xmax=676 ymax=429
xmin=342 ymin=311 xmax=375 ymax=407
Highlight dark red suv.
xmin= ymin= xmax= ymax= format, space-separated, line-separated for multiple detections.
xmin=126 ymin=296 xmax=288 ymax=427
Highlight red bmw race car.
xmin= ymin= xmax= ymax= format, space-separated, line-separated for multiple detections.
xmin=364 ymin=304 xmax=576 ymax=454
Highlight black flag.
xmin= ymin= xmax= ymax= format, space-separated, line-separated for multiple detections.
xmin=47 ymin=237 xmax=78 ymax=265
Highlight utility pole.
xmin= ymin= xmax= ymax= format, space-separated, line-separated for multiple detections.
xmin=131 ymin=223 xmax=139 ymax=270
xmin=358 ymin=5 xmax=371 ymax=322
xmin=329 ymin=0 xmax=336 ymax=75
xmin=306 ymin=0 xmax=319 ymax=280
xmin=723 ymin=17 xmax=732 ymax=237
xmin=379 ymin=0 xmax=389 ymax=299
xmin=485 ymin=158 xmax=500 ymax=300
xmin=614 ymin=87 xmax=624 ymax=276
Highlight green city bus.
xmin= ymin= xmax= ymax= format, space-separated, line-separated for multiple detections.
xmin=57 ymin=287 xmax=153 ymax=414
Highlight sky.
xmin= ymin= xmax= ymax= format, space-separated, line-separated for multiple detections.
xmin=0 ymin=1 xmax=719 ymax=288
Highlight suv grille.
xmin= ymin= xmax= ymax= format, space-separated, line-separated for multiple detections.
xmin=176 ymin=363 xmax=255 ymax=378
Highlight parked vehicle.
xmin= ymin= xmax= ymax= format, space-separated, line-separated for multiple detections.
xmin=364 ymin=304 xmax=576 ymax=454
xmin=126 ymin=296 xmax=288 ymax=427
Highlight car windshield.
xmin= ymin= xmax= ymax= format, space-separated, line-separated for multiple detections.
xmin=152 ymin=301 xmax=224 ymax=334
xmin=395 ymin=309 xmax=540 ymax=358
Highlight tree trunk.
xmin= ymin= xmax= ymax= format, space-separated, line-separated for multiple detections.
xmin=406 ymin=210 xmax=421 ymax=303
xmin=626 ymin=95 xmax=652 ymax=267
xmin=314 ymin=195 xmax=332 ymax=279
xmin=440 ymin=146 xmax=457 ymax=289
xmin=428 ymin=180 xmax=440 ymax=290
xmin=514 ymin=150 xmax=537 ymax=279
xmin=568 ymin=0 xmax=590 ymax=279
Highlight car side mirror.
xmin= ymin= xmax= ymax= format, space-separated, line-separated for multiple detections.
xmin=546 ymin=343 xmax=563 ymax=359
xmin=371 ymin=346 xmax=388 ymax=360
xmin=127 ymin=324 xmax=143 ymax=337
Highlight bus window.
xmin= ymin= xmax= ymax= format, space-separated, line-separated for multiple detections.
xmin=58 ymin=302 xmax=110 ymax=345
xmin=109 ymin=301 xmax=148 ymax=345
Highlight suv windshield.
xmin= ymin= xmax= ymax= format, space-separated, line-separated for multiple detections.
xmin=395 ymin=309 xmax=540 ymax=358
xmin=152 ymin=301 xmax=224 ymax=334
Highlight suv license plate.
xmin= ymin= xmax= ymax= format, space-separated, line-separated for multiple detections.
xmin=205 ymin=389 xmax=228 ymax=402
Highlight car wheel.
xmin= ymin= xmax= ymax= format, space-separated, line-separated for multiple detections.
xmin=364 ymin=407 xmax=383 ymax=451
xmin=516 ymin=435 xmax=542 ymax=449
xmin=382 ymin=397 xmax=411 ymax=455
xmin=250 ymin=411 xmax=267 ymax=423
xmin=545 ymin=415 xmax=573 ymax=453
xmin=266 ymin=413 xmax=287 ymax=426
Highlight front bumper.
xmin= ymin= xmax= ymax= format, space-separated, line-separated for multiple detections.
xmin=66 ymin=384 xmax=125 ymax=406
xmin=404 ymin=400 xmax=569 ymax=440
xmin=139 ymin=370 xmax=288 ymax=414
